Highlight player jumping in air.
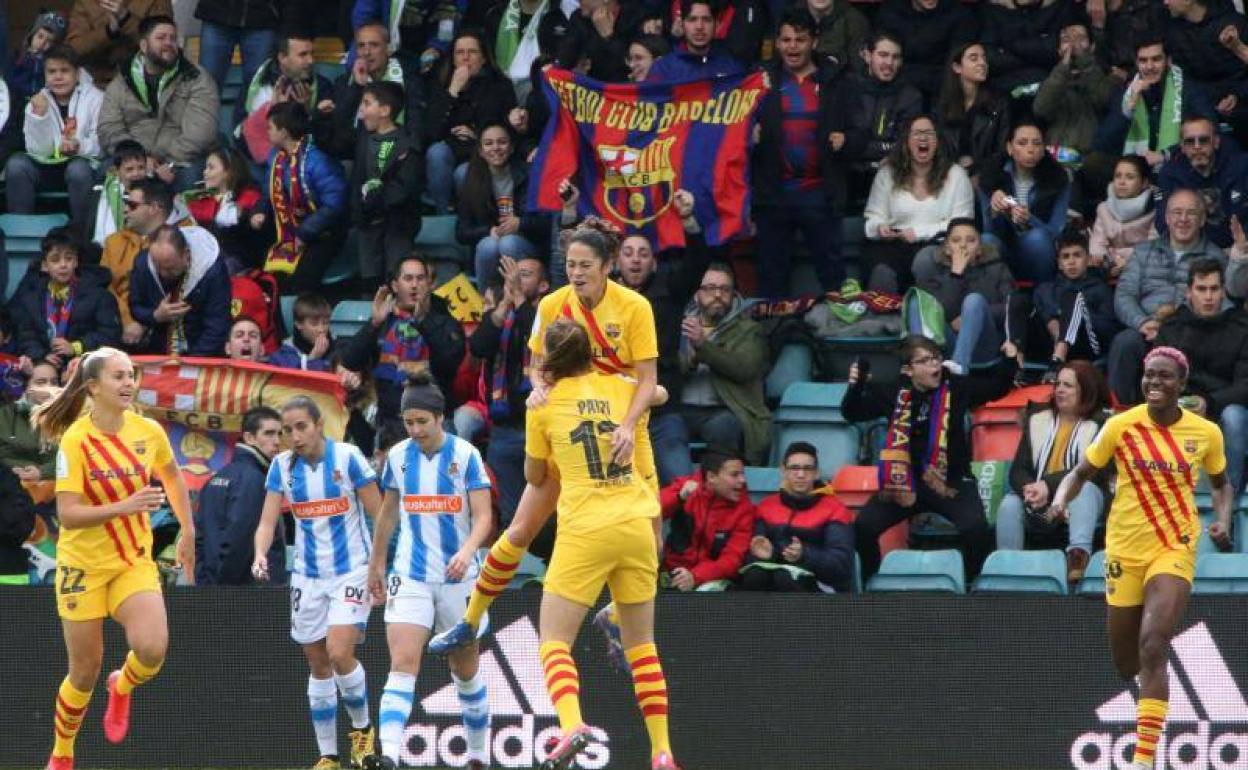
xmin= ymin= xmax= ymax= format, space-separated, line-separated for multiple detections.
xmin=1051 ymin=347 xmax=1234 ymax=770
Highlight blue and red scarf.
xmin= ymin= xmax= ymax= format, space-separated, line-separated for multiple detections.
xmin=44 ymin=282 xmax=75 ymax=341
xmin=264 ymin=139 xmax=313 ymax=276
xmin=376 ymin=309 xmax=429 ymax=382
xmin=488 ymin=309 xmax=531 ymax=421
xmin=878 ymin=381 xmax=954 ymax=505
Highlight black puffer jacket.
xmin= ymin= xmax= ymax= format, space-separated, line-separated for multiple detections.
xmin=1155 ymin=306 xmax=1248 ymax=418
xmin=835 ymin=71 xmax=924 ymax=175
xmin=423 ymin=67 xmax=518 ymax=164
xmin=940 ymin=92 xmax=1011 ymax=178
xmin=874 ymin=0 xmax=978 ymax=100
xmin=7 ymin=265 xmax=122 ymax=362
xmin=1165 ymin=7 xmax=1248 ymax=102
xmin=193 ymin=0 xmax=287 ymax=29
xmin=980 ymin=0 xmax=1072 ymax=95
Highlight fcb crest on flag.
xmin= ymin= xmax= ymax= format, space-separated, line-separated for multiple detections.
xmin=597 ymin=141 xmax=677 ymax=226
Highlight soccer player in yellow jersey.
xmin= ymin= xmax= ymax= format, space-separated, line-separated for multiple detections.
xmin=431 ymin=218 xmax=660 ymax=659
xmin=34 ymin=348 xmax=195 ymax=770
xmin=523 ymin=319 xmax=677 ymax=770
xmin=1052 ymin=347 xmax=1233 ymax=770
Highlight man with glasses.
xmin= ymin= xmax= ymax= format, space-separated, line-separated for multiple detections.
xmin=676 ymin=263 xmax=771 ymax=464
xmin=1109 ymin=189 xmax=1228 ymax=404
xmin=1156 ymin=116 xmax=1248 ymax=249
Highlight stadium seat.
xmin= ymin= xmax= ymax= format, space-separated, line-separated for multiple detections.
xmin=1077 ymin=550 xmax=1107 ymax=596
xmin=832 ymin=465 xmax=877 ymax=508
xmin=744 ymin=466 xmax=781 ymax=504
xmin=765 ymin=344 xmax=813 ymax=404
xmin=971 ymin=421 xmax=1023 ymax=462
xmin=330 ymin=300 xmax=372 ymax=339
xmin=414 ymin=214 xmax=468 ymax=265
xmin=508 ymin=551 xmax=547 ymax=589
xmin=280 ymin=295 xmax=296 ymax=338
xmin=1 ymin=213 xmax=69 ymax=256
xmin=866 ymin=549 xmax=966 ymax=594
xmin=972 ymin=550 xmax=1068 ymax=594
xmin=772 ymin=422 xmax=859 ymax=480
xmin=1192 ymin=553 xmax=1248 ymax=594
xmin=323 ymin=229 xmax=360 ymax=285
xmin=776 ymin=381 xmax=847 ymax=416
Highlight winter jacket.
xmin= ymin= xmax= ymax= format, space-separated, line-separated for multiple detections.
xmin=339 ymin=293 xmax=466 ymax=416
xmin=194 ymin=0 xmax=287 ymax=30
xmin=1155 ymin=305 xmax=1248 ymax=417
xmin=1008 ymin=402 xmax=1106 ymax=498
xmin=1114 ymin=236 xmax=1227 ymax=331
xmin=660 ymin=471 xmax=755 ymax=585
xmin=556 ymin=4 xmax=648 ymax=82
xmin=1155 ymin=145 xmax=1248 ymax=249
xmin=469 ymin=300 xmax=538 ymax=430
xmin=979 ymin=0 xmax=1071 ymax=96
xmin=1090 ymin=192 xmax=1158 ymax=268
xmin=1166 ymin=7 xmax=1248 ymax=103
xmin=267 ymin=332 xmax=335 ymax=372
xmin=329 ymin=56 xmax=424 ymax=158
xmin=1032 ymin=54 xmax=1114 ymax=155
xmin=231 ymin=57 xmax=335 ymax=158
xmin=751 ymin=488 xmax=855 ymax=591
xmin=911 ymin=242 xmax=1016 ymax=326
xmin=186 ymin=188 xmax=264 ymax=272
xmin=7 ymin=264 xmax=121 ymax=361
xmin=1032 ymin=271 xmax=1118 ymax=344
xmin=751 ymin=59 xmax=838 ymax=208
xmin=100 ymin=218 xmax=199 ymax=329
xmin=874 ymin=0 xmax=978 ymax=100
xmin=977 ymin=157 xmax=1072 ymax=247
xmin=0 ymin=464 xmax=34 ymax=576
xmin=1094 ymin=72 xmax=1216 ymax=156
xmin=940 ymin=92 xmax=1010 ymax=179
xmin=647 ymin=42 xmax=747 ymax=83
xmin=834 ymin=71 xmax=924 ymax=177
xmin=98 ymin=53 xmax=220 ymax=163
xmin=260 ymin=140 xmax=348 ymax=242
xmin=422 ymin=66 xmax=517 ymax=164
xmin=1094 ymin=0 xmax=1165 ymax=74
xmin=810 ymin=1 xmax=870 ymax=76
xmin=0 ymin=399 xmax=56 ymax=480
xmin=22 ymin=73 xmax=104 ymax=164
xmin=455 ymin=158 xmax=548 ymax=246
xmin=194 ymin=443 xmax=286 ymax=585
xmin=66 ymin=0 xmax=173 ymax=84
xmin=129 ymin=226 xmax=233 ymax=356
xmin=352 ymin=127 xmax=423 ymax=227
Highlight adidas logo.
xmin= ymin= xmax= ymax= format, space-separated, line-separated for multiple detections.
xmin=398 ymin=617 xmax=611 ymax=768
xmin=1070 ymin=622 xmax=1248 ymax=770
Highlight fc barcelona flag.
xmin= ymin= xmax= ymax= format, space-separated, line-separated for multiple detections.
xmin=133 ymin=357 xmax=348 ymax=492
xmin=529 ymin=67 xmax=769 ymax=249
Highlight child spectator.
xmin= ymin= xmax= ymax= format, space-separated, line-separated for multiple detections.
xmin=269 ymin=292 xmax=336 ymax=372
xmin=90 ymin=139 xmax=149 ymax=247
xmin=7 ymin=227 xmax=121 ymax=370
xmin=10 ymin=12 xmax=66 ymax=103
xmin=1089 ymin=155 xmax=1157 ymax=279
xmin=352 ymin=81 xmax=422 ymax=284
xmin=0 ymin=360 xmax=60 ymax=483
xmin=187 ymin=147 xmax=264 ymax=275
xmin=1004 ymin=230 xmax=1118 ymax=382
xmin=661 ymin=447 xmax=755 ymax=591
xmin=222 ymin=316 xmax=265 ymax=362
xmin=5 ymin=46 xmax=102 ymax=229
xmin=456 ymin=123 xmax=544 ymax=281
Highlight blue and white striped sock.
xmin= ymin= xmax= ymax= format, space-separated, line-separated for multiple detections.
xmin=454 ymin=673 xmax=490 ymax=762
xmin=308 ymin=675 xmax=339 ymax=758
xmin=379 ymin=672 xmax=416 ymax=762
xmin=335 ymin=662 xmax=370 ymax=729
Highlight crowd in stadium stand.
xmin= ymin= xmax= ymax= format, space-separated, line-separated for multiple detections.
xmin=2 ymin=0 xmax=1248 ymax=591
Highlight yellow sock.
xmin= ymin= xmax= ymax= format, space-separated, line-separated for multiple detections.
xmin=540 ymin=641 xmax=583 ymax=732
xmin=1133 ymin=698 xmax=1168 ymax=767
xmin=52 ymin=678 xmax=92 ymax=758
xmin=465 ymin=533 xmax=526 ymax=628
xmin=115 ymin=651 xmax=162 ymax=696
xmin=626 ymin=643 xmax=672 ymax=759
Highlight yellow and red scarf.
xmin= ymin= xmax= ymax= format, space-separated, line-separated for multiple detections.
xmin=879 ymin=382 xmax=954 ymax=505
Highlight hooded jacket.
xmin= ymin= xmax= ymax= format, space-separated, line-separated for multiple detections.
xmin=1155 ymin=305 xmax=1248 ymax=417
xmin=980 ymin=0 xmax=1071 ymax=95
xmin=1032 ymin=53 xmax=1114 ymax=154
xmin=661 ymin=470 xmax=755 ymax=585
xmin=8 ymin=263 xmax=121 ymax=361
xmin=22 ymin=71 xmax=104 ymax=164
xmin=352 ymin=126 xmax=422 ymax=227
xmin=194 ymin=442 xmax=286 ymax=585
xmin=98 ymin=52 xmax=220 ymax=163
xmin=751 ymin=486 xmax=855 ymax=591
xmin=874 ymin=0 xmax=978 ymax=99
xmin=66 ymin=0 xmax=173 ymax=84
xmin=1114 ymin=235 xmax=1227 ymax=331
xmin=1155 ymin=145 xmax=1248 ymax=249
xmin=911 ymin=241 xmax=1016 ymax=325
xmin=128 ymin=225 xmax=232 ymax=356
xmin=834 ymin=70 xmax=924 ymax=176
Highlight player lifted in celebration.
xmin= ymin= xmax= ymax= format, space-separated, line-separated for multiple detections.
xmin=432 ymin=212 xmax=660 ymax=659
xmin=527 ymin=319 xmax=677 ymax=770
xmin=1052 ymin=348 xmax=1234 ymax=770
xmin=253 ymin=397 xmax=382 ymax=770
xmin=35 ymin=348 xmax=195 ymax=770
xmin=362 ymin=373 xmax=493 ymax=770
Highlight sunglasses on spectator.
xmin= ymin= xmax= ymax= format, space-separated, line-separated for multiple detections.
xmin=123 ymin=197 xmax=143 ymax=209
xmin=1182 ymin=135 xmax=1214 ymax=146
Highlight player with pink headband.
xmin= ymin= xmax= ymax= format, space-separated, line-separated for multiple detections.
xmin=1050 ymin=345 xmax=1234 ymax=770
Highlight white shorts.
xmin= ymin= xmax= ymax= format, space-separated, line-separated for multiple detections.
xmin=384 ymin=573 xmax=485 ymax=634
xmin=289 ymin=566 xmax=372 ymax=645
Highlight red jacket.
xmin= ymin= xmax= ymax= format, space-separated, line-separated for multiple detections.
xmin=660 ymin=471 xmax=755 ymax=585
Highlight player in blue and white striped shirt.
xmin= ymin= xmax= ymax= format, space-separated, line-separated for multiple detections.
xmin=252 ymin=396 xmax=382 ymax=770
xmin=364 ymin=374 xmax=493 ymax=770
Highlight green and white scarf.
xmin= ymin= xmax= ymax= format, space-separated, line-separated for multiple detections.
xmin=129 ymin=54 xmax=178 ymax=114
xmin=1124 ymin=65 xmax=1183 ymax=156
xmin=496 ymin=0 xmax=548 ymax=81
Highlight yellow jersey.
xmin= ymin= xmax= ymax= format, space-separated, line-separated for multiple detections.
xmin=529 ymin=281 xmax=658 ymax=375
xmin=55 ymin=411 xmax=175 ymax=571
xmin=1085 ymin=405 xmax=1225 ymax=559
xmin=525 ymin=371 xmax=659 ymax=536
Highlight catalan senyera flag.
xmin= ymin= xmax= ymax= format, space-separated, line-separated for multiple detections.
xmin=133 ymin=357 xmax=347 ymax=491
xmin=528 ymin=67 xmax=768 ymax=249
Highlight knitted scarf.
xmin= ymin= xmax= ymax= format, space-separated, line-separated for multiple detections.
xmin=44 ymin=282 xmax=75 ymax=341
xmin=488 ymin=308 xmax=531 ymax=421
xmin=878 ymin=381 xmax=954 ymax=505
xmin=264 ymin=139 xmax=313 ymax=276
xmin=376 ymin=309 xmax=429 ymax=383
xmin=1124 ymin=66 xmax=1183 ymax=156
xmin=166 ymin=272 xmax=189 ymax=355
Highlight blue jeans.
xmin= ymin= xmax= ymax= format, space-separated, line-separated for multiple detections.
xmin=475 ymin=233 xmax=538 ymax=281
xmin=487 ymin=425 xmax=527 ymax=525
xmin=995 ymin=484 xmax=1101 ymax=552
xmin=753 ymin=203 xmax=845 ymax=298
xmin=906 ymin=292 xmax=1001 ymax=372
xmin=197 ymin=22 xmax=276 ymax=97
xmin=1220 ymin=405 xmax=1248 ymax=495
xmin=4 ymin=154 xmax=95 ymax=225
xmin=426 ymin=142 xmax=469 ymax=213
xmin=982 ymin=228 xmax=1057 ymax=284
xmin=649 ymin=411 xmax=695 ymax=487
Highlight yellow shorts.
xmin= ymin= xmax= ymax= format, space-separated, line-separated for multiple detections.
xmin=1104 ymin=548 xmax=1196 ymax=608
xmin=544 ymin=516 xmax=659 ymax=607
xmin=55 ymin=560 xmax=162 ymax=621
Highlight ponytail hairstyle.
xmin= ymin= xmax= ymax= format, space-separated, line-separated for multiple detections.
xmin=33 ymin=347 xmax=129 ymax=440
xmin=542 ymin=319 xmax=593 ymax=383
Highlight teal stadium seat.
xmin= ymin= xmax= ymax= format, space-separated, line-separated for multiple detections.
xmin=1078 ymin=550 xmax=1107 ymax=596
xmin=330 ymin=300 xmax=372 ymax=339
xmin=280 ymin=295 xmax=296 ymax=338
xmin=2 ymin=213 xmax=70 ymax=300
xmin=774 ymin=381 xmax=847 ymax=422
xmin=1192 ymin=553 xmax=1248 ymax=594
xmin=866 ymin=549 xmax=966 ymax=594
xmin=744 ymin=466 xmax=781 ymax=504
xmin=765 ymin=344 xmax=813 ymax=404
xmin=508 ymin=551 xmax=547 ymax=590
xmin=771 ymin=381 xmax=859 ymax=477
xmin=972 ymin=550 xmax=1068 ymax=594
xmin=323 ymin=229 xmax=360 ymax=285
xmin=414 ymin=215 xmax=469 ymax=287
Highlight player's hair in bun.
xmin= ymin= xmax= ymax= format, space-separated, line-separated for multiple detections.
xmin=401 ymin=370 xmax=445 ymax=415
xmin=562 ymin=217 xmax=623 ymax=263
